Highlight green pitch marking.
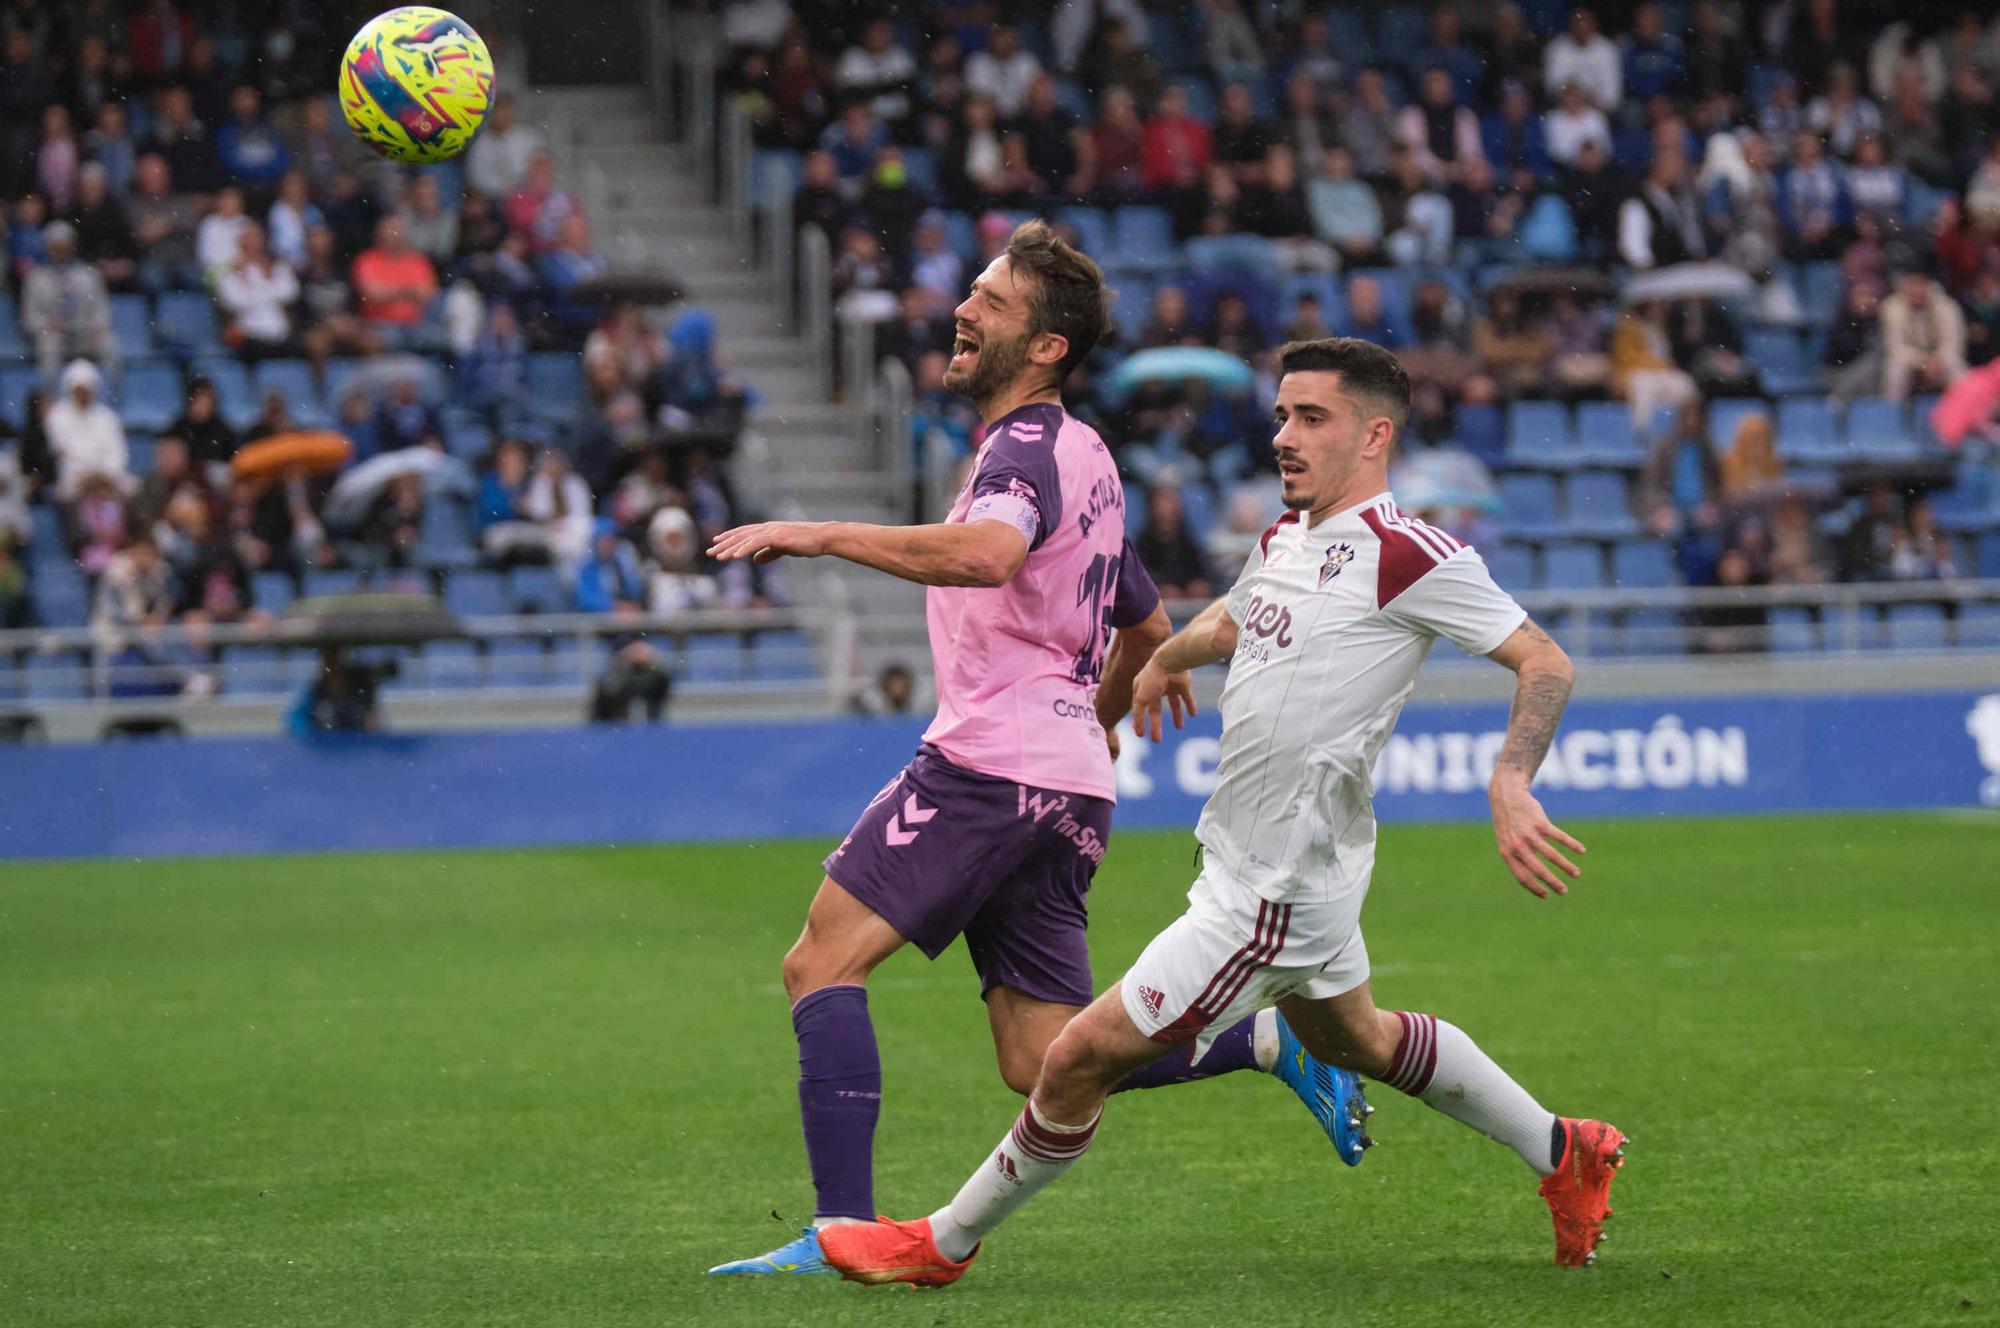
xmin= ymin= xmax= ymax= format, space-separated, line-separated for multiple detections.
xmin=1 ymin=816 xmax=1995 ymax=1326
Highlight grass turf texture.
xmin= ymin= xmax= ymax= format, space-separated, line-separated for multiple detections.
xmin=2 ymin=815 xmax=1995 ymax=1327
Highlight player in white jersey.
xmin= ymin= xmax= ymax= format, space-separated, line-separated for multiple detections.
xmin=813 ymin=337 xmax=1629 ymax=1286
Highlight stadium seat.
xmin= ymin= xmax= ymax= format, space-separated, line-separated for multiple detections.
xmin=443 ymin=422 xmax=493 ymax=461
xmin=1746 ymin=328 xmax=1814 ymax=395
xmin=1776 ymin=398 xmax=1844 ymax=464
xmin=155 ymin=291 xmax=220 ymax=354
xmin=125 ymin=433 xmax=156 ymax=476
xmin=1453 ymin=401 xmax=1504 ymax=469
xmin=1122 ymin=480 xmax=1147 ymax=536
xmin=1498 ymin=472 xmax=1565 ymax=541
xmin=1111 ymin=274 xmax=1156 ymax=342
xmin=117 ymin=361 xmax=182 ymax=432
xmin=1324 ymin=7 xmax=1374 ymax=64
xmin=1845 ymin=397 xmax=1916 ymax=462
xmin=1540 ymin=542 xmax=1605 ymax=590
xmin=1618 ymin=609 xmax=1683 ymax=656
xmin=1770 ymin=606 xmax=1817 ymax=653
xmin=1184 ymin=234 xmax=1280 ymax=280
xmin=1281 ymin=272 xmax=1345 ymax=330
xmin=445 ymin=570 xmax=510 ymax=617
xmin=1706 ymin=398 xmax=1768 ymax=455
xmin=1910 ymin=393 xmax=1944 ymax=449
xmin=0 ymin=365 xmax=40 ymax=429
xmin=1959 ymin=601 xmax=2000 ymax=647
xmin=1054 ymin=207 xmax=1111 ymax=259
xmin=1110 ymin=208 xmax=1179 ymax=272
xmin=1978 ymin=533 xmax=2000 ymax=579
xmin=507 ymin=565 xmax=564 ymax=613
xmin=192 ymin=358 xmax=257 ymax=429
xmin=29 ymin=505 xmax=64 ymax=564
xmin=524 ymin=354 xmax=584 ymax=420
xmin=1611 ymin=540 xmax=1677 ymax=588
xmin=417 ymin=501 xmax=478 ymax=571
xmin=1573 ymin=401 xmax=1642 ymax=468
xmin=251 ymin=358 xmax=322 ymax=421
xmin=252 ymin=571 xmax=296 ymax=614
xmin=940 ymin=210 xmax=978 ymax=263
xmin=1518 ymin=195 xmax=1578 ymax=261
xmin=1484 ymin=543 xmax=1535 ymax=591
xmin=110 ymin=294 xmax=154 ymax=355
xmin=1504 ymin=400 xmax=1575 ymax=469
xmin=303 ymin=569 xmax=364 ymax=598
xmin=1884 ymin=602 xmax=1948 ymax=651
xmin=750 ymin=149 xmax=803 ymax=210
xmin=26 ymin=656 xmax=87 ymax=700
xmin=31 ymin=568 xmax=91 ymax=627
xmin=1565 ymin=471 xmax=1640 ymax=539
xmin=1375 ymin=4 xmax=1427 ymax=62
xmin=1799 ymin=263 xmax=1843 ymax=324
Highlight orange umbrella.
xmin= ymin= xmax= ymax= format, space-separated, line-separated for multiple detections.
xmin=231 ymin=430 xmax=354 ymax=482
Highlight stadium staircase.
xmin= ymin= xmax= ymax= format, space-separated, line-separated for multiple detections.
xmin=541 ymin=85 xmax=930 ymax=704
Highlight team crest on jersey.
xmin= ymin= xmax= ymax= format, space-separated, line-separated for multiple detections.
xmin=1318 ymin=542 xmax=1356 ymax=587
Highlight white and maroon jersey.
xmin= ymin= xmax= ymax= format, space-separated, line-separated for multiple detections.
xmin=921 ymin=402 xmax=1160 ymax=802
xmin=1197 ymin=492 xmax=1527 ymax=904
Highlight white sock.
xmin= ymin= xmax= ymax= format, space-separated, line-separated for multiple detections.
xmin=811 ymin=1215 xmax=864 ymax=1229
xmin=929 ymin=1098 xmax=1100 ymax=1262
xmin=1383 ymin=1012 xmax=1561 ymax=1175
xmin=1252 ymin=1008 xmax=1280 ymax=1072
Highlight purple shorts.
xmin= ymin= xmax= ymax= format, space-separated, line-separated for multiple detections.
xmin=823 ymin=744 xmax=1114 ymax=1007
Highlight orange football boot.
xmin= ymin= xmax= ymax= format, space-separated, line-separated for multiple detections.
xmin=816 ymin=1216 xmax=978 ymax=1287
xmin=1537 ymin=1117 xmax=1628 ymax=1267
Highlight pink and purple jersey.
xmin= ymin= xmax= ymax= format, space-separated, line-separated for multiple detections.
xmin=921 ymin=402 xmax=1158 ymax=801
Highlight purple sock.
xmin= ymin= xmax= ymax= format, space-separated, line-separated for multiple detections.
xmin=1112 ymin=1014 xmax=1261 ymax=1093
xmin=791 ymin=984 xmax=880 ymax=1222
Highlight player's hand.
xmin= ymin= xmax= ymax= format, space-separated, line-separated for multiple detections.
xmin=1489 ymin=777 xmax=1585 ymax=899
xmin=1130 ymin=660 xmax=1195 ymax=744
xmin=707 ymin=520 xmax=830 ymax=564
xmin=1104 ymin=724 xmax=1121 ymax=762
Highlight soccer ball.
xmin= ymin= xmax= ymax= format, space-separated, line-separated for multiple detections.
xmin=339 ymin=6 xmax=494 ymax=164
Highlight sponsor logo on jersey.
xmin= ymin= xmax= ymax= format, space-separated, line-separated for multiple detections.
xmin=1319 ymin=541 xmax=1356 ymax=587
xmin=1137 ymin=985 xmax=1166 ymax=1019
xmin=1238 ymin=593 xmax=1296 ymax=648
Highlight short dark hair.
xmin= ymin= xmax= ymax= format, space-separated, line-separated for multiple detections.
xmin=1278 ymin=337 xmax=1411 ymax=436
xmin=1004 ymin=219 xmax=1110 ymax=381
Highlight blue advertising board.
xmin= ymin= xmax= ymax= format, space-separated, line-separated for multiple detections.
xmin=1 ymin=690 xmax=1995 ymax=860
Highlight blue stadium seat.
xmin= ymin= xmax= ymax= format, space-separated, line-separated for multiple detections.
xmin=1324 ymin=8 xmax=1374 ymax=64
xmin=940 ymin=211 xmax=978 ymax=263
xmin=1799 ymin=262 xmax=1843 ymax=324
xmin=1565 ymin=471 xmax=1639 ymax=538
xmin=1518 ymin=195 xmax=1578 ymax=261
xmin=1746 ymin=327 xmax=1813 ymax=395
xmin=1454 ymin=401 xmax=1504 ymax=469
xmin=1540 ymin=541 xmax=1605 ymax=590
xmin=1960 ymin=601 xmax=2000 ymax=647
xmin=155 ymin=291 xmax=220 ymax=354
xmin=1111 ymin=275 xmax=1156 ymax=342
xmin=1178 ymin=482 xmax=1217 ymax=541
xmin=1770 ymin=606 xmax=1817 ymax=653
xmin=303 ymin=569 xmax=364 ymax=598
xmin=1885 ymin=602 xmax=1948 ymax=651
xmin=26 ymin=657 xmax=87 ymax=700
xmin=418 ymin=500 xmax=478 ymax=571
xmin=1376 ymin=4 xmax=1427 ymax=61
xmin=252 ymin=571 xmax=296 ymax=614
xmin=524 ymin=353 xmax=584 ymax=420
xmin=508 ymin=565 xmax=564 ymax=613
xmin=117 ymin=361 xmax=182 ymax=432
xmin=1110 ymin=207 xmax=1180 ymax=272
xmin=0 ymin=291 xmax=22 ymax=357
xmin=1910 ymin=393 xmax=1944 ymax=449
xmin=444 ymin=570 xmax=510 ymax=617
xmin=191 ymin=358 xmax=256 ymax=429
xmin=1776 ymin=397 xmax=1843 ymax=464
xmin=0 ymin=364 xmax=40 ymax=429
xmin=1611 ymin=540 xmax=1676 ymax=588
xmin=1845 ymin=397 xmax=1916 ymax=462
xmin=31 ymin=569 xmax=91 ymax=626
xmin=1054 ymin=207 xmax=1111 ymax=260
xmin=1166 ymin=76 xmax=1216 ymax=122
xmin=252 ymin=357 xmax=316 ymax=407
xmin=110 ymin=294 xmax=154 ymax=355
xmin=443 ymin=422 xmax=493 ymax=461
xmin=1484 ymin=543 xmax=1535 ymax=591
xmin=125 ymin=433 xmax=156 ymax=476
xmin=1618 ymin=609 xmax=1683 ymax=655
xmin=900 ymin=145 xmax=938 ymax=196
xmin=1573 ymin=400 xmax=1642 ymax=467
xmin=750 ymin=149 xmax=803 ymax=210
xmin=1706 ymin=398 xmax=1768 ymax=455
xmin=1184 ymin=234 xmax=1280 ymax=279
xmin=1281 ymin=272 xmax=1344 ymax=330
xmin=1122 ymin=479 xmax=1147 ymax=536
xmin=1504 ymin=400 xmax=1575 ymax=469
xmin=29 ymin=505 xmax=64 ymax=563
xmin=1498 ymin=472 xmax=1564 ymax=541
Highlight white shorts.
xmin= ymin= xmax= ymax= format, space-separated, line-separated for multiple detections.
xmin=1120 ymin=864 xmax=1370 ymax=1057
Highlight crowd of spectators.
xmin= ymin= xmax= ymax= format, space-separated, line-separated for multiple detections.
xmin=0 ymin=3 xmax=772 ymax=682
xmin=731 ymin=0 xmax=2000 ymax=613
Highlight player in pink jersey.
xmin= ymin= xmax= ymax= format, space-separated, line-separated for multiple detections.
xmin=705 ymin=224 xmax=1367 ymax=1278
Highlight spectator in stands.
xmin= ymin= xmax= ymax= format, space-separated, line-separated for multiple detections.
xmin=1017 ymin=75 xmax=1091 ymax=199
xmin=906 ymin=211 xmax=964 ymax=305
xmin=84 ymin=101 xmax=137 ymax=200
xmin=1141 ymin=83 xmax=1212 ymax=194
xmin=1205 ymin=292 xmax=1265 ymax=361
xmin=215 ymin=84 xmax=288 ymax=190
xmin=1718 ymin=412 xmax=1783 ymax=505
xmin=658 ymin=307 xmax=751 ymax=433
xmin=837 ymin=19 xmax=917 ymax=132
xmin=1931 ymin=198 xmax=1998 ymax=294
xmin=244 ymin=390 xmax=296 ymax=444
xmin=149 ymin=84 xmax=223 ymax=194
xmin=540 ymin=213 xmax=610 ymax=331
xmin=170 ymin=376 xmax=239 ymax=470
xmin=1544 ymin=82 xmax=1612 ymax=170
xmin=505 ymin=151 xmax=581 ymax=254
xmin=1559 ymin=138 xmax=1622 ymax=259
xmin=1307 ymin=146 xmax=1383 ymax=263
xmin=1820 ymin=282 xmax=1883 ymax=396
xmin=196 ymin=185 xmax=251 ymax=279
xmin=36 ymin=105 xmax=80 ymax=209
xmin=1449 ymin=156 xmax=1528 ymax=259
xmin=216 ymin=222 xmax=299 ymax=356
xmin=1544 ymin=8 xmax=1620 ymax=111
xmin=819 ymin=99 xmax=889 ymax=184
xmin=1807 ymin=64 xmax=1881 ymax=161
xmin=1412 ymin=5 xmax=1484 ymax=102
xmin=1211 ymin=83 xmax=1271 ymax=187
xmin=134 ymin=433 xmax=198 ymax=528
xmin=1685 ymin=1 xmax=1747 ymax=104
xmin=1879 ymin=267 xmax=1968 ymax=399
xmin=1707 ymin=130 xmax=1784 ymax=276
xmin=396 ymin=174 xmax=459 ymax=264
xmin=291 ymin=648 xmax=385 ymax=734
xmin=475 ymin=438 xmax=535 ymax=562
xmin=298 ymin=223 xmax=381 ymax=370
xmin=1668 ymin=298 xmax=1754 ymax=396
xmin=1199 ymin=0 xmax=1264 ymax=85
xmin=573 ymin=517 xmax=647 ymax=614
xmin=459 ymin=300 xmax=527 ymax=415
xmin=1471 ymin=288 xmax=1551 ymax=398
xmin=93 ymin=532 xmax=172 ymax=631
xmin=0 ymin=533 xmax=28 ymax=629
xmin=356 ymin=472 xmax=424 ymax=569
xmin=1283 ymin=291 xmax=1332 ymax=343
xmin=352 ymin=216 xmax=439 ymax=348
xmin=520 ymin=446 xmax=594 ymax=575
xmin=23 ymin=221 xmax=115 ymax=386
xmin=1839 ymin=480 xmax=1903 ymax=581
xmin=1482 ymin=4 xmax=1542 ymax=102
xmin=1137 ymin=285 xmax=1193 ymax=349
xmin=1612 ymin=301 xmax=1698 ymax=426
xmin=1623 ymin=3 xmax=1685 ymax=104
xmin=965 ymin=24 xmax=1042 ymax=119
xmin=1401 ymin=66 xmax=1485 ymax=187
xmin=1693 ymin=537 xmax=1769 ymax=653
xmin=1768 ymin=493 xmax=1832 ymax=585
xmin=1620 ymin=146 xmax=1705 ymax=269
xmin=373 ymin=378 xmax=442 ymax=454
xmin=129 ymin=154 xmax=202 ymax=293
xmin=1337 ymin=68 xmax=1398 ymax=183
xmin=160 ymin=487 xmax=255 ymax=625
xmin=1383 ymin=148 xmax=1454 ymax=266
xmin=1882 ymin=69 xmax=1951 ymax=186
xmin=1135 ymin=483 xmax=1212 ymax=599
xmin=265 ymin=169 xmax=321 ymax=267
xmin=1345 ymin=275 xmax=1407 ymax=349
xmin=581 ymin=303 xmax=661 ymax=401
xmin=1483 ymin=79 xmax=1551 ymax=187
xmin=1238 ymin=144 xmax=1316 ymax=255
xmin=0 ymin=28 xmax=52 ymax=176
xmin=0 ymin=451 xmax=29 ymax=552
xmin=466 ymin=93 xmax=541 ymax=201
xmin=66 ymin=163 xmax=136 ymax=290
xmin=1780 ymin=133 xmax=1848 ymax=260
xmin=1890 ymin=495 xmax=1958 ymax=580
xmin=850 ymin=660 xmax=915 ymax=717
xmin=287 ymin=96 xmax=367 ymax=191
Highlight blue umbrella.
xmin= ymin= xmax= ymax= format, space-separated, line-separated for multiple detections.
xmin=1102 ymin=347 xmax=1256 ymax=404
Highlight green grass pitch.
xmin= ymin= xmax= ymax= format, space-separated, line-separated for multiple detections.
xmin=3 ymin=813 xmax=1996 ymax=1327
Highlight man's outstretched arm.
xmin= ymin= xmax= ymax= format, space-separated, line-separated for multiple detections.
xmin=1095 ymin=602 xmax=1173 ymax=756
xmin=708 ymin=518 xmax=1028 ymax=588
xmin=1129 ymin=596 xmax=1238 ymax=742
xmin=1485 ymin=618 xmax=1587 ymax=899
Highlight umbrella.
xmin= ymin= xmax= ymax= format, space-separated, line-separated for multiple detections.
xmin=1389 ymin=448 xmax=1502 ymax=515
xmin=323 ymin=447 xmax=475 ymax=529
xmin=1834 ymin=455 xmax=1958 ymax=495
xmin=565 ymin=271 xmax=687 ymax=307
xmin=1931 ymin=361 xmax=2000 ymax=447
xmin=231 ymin=430 xmax=353 ymax=483
xmin=1102 ymin=347 xmax=1255 ymax=403
xmin=1622 ymin=261 xmax=1757 ymax=304
xmin=332 ymin=355 xmax=447 ymax=403
xmin=276 ymin=591 xmax=464 ymax=648
xmin=1484 ymin=266 xmax=1615 ymax=301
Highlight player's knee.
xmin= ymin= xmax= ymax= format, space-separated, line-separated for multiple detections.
xmin=996 ymin=1049 xmax=1040 ymax=1096
xmin=779 ymin=940 xmax=821 ymax=1003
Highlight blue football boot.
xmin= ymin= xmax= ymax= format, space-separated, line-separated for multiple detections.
xmin=1272 ymin=1010 xmax=1373 ymax=1166
xmin=707 ymin=1226 xmax=838 ymax=1276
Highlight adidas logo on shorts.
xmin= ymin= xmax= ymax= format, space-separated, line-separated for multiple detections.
xmin=1137 ymin=985 xmax=1165 ymax=1018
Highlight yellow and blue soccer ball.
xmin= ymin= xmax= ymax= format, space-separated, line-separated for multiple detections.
xmin=339 ymin=7 xmax=494 ymax=164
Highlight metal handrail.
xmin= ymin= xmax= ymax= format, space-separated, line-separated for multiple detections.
xmin=878 ymin=355 xmax=915 ymax=508
xmin=721 ymin=95 xmax=752 ymax=240
xmin=799 ymin=223 xmax=833 ymax=387
xmin=841 ymin=313 xmax=877 ymax=427
xmin=764 ymin=158 xmax=794 ymax=330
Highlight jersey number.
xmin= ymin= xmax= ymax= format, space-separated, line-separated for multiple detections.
xmin=1072 ymin=552 xmax=1121 ymax=685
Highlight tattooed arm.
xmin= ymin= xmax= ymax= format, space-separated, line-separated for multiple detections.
xmin=1484 ymin=619 xmax=1588 ymax=898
